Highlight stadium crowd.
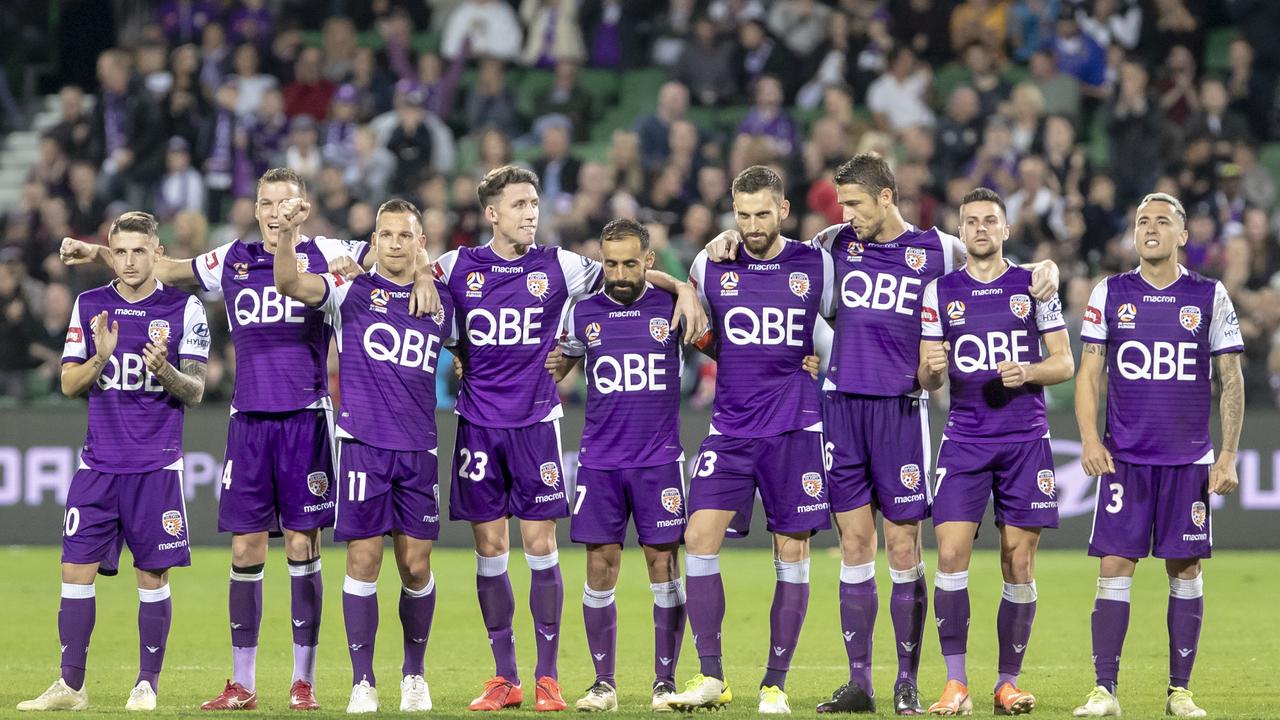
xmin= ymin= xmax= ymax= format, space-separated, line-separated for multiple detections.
xmin=2 ymin=0 xmax=1280 ymax=407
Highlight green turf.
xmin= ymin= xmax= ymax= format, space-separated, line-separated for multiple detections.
xmin=2 ymin=547 xmax=1276 ymax=718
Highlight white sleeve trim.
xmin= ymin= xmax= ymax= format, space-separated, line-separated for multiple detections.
xmin=314 ymin=235 xmax=369 ymax=264
xmin=62 ymin=296 xmax=88 ymax=361
xmin=558 ymin=248 xmax=603 ymax=299
xmin=179 ymin=295 xmax=211 ymax=360
xmin=1209 ymin=281 xmax=1243 ymax=353
xmin=560 ymin=302 xmax=586 ymax=357
xmin=434 ymin=249 xmax=459 ymax=282
xmin=940 ymin=230 xmax=964 ymax=274
xmin=819 ymin=248 xmax=836 ymax=318
xmin=812 ymin=224 xmax=845 ymax=252
xmin=193 ymin=241 xmax=235 ymax=295
xmin=920 ymin=278 xmax=943 ymax=339
xmin=1081 ymin=277 xmax=1110 ymax=342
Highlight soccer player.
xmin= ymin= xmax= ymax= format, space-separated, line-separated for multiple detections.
xmin=59 ymin=168 xmax=438 ymax=710
xmin=706 ymin=154 xmax=1057 ymax=714
xmin=18 ymin=212 xmax=208 ymax=712
xmin=273 ymin=197 xmax=453 ymax=713
xmin=665 ymin=165 xmax=835 ymax=715
xmin=1071 ymin=192 xmax=1244 ymax=719
xmin=432 ymin=166 xmax=705 ymax=712
xmin=917 ymin=188 xmax=1074 ymax=716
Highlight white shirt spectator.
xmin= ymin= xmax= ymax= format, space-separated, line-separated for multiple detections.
xmin=866 ymin=70 xmax=935 ymax=131
xmin=442 ymin=0 xmax=524 ymax=61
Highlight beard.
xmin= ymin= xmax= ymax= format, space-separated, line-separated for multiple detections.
xmin=743 ymin=230 xmax=778 ymax=256
xmin=605 ymin=279 xmax=643 ymax=304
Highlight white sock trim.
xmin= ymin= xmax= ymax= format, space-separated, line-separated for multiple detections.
xmin=343 ymin=575 xmax=378 ymax=597
xmin=1096 ymin=576 xmax=1132 ymax=603
xmin=138 ymin=584 xmax=171 ymax=603
xmin=230 ymin=568 xmax=264 ymax=582
xmin=61 ymin=582 xmax=96 ymax=599
xmin=840 ymin=561 xmax=876 ymax=584
xmin=890 ymin=563 xmax=925 ymax=584
xmin=525 ymin=551 xmax=559 ymax=571
xmin=775 ymin=558 xmax=810 ymax=584
xmin=935 ymin=570 xmax=969 ymax=592
xmin=1002 ymin=581 xmax=1037 ymax=604
xmin=286 ymin=558 xmax=321 ymax=577
xmin=583 ymin=583 xmax=616 ymax=608
xmin=1169 ymin=572 xmax=1203 ymax=599
xmin=686 ymin=553 xmax=720 ymax=577
xmin=650 ymin=580 xmax=685 ymax=608
xmin=476 ymin=551 xmax=509 ymax=577
xmin=404 ymin=573 xmax=435 ymax=598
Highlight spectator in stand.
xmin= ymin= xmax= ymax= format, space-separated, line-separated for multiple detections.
xmin=1041 ymin=113 xmax=1089 ymax=201
xmin=50 ymin=86 xmax=92 ymax=162
xmin=1028 ymin=48 xmax=1082 ymax=122
xmin=1186 ymin=76 xmax=1251 ymax=151
xmin=225 ymin=0 xmax=273 ymax=49
xmin=316 ymin=166 xmax=354 ymax=233
xmin=521 ymin=0 xmax=586 ymax=68
xmin=387 ymin=89 xmax=435 ymax=192
xmin=965 ymin=117 xmax=1021 ymax=195
xmin=1076 ymin=0 xmax=1142 ymax=51
xmin=891 ymin=0 xmax=953 ymax=67
xmin=229 ymin=43 xmax=278 ymax=118
xmin=636 ymin=81 xmax=690 ymax=172
xmin=1008 ymin=82 xmax=1047 ymax=156
xmin=66 ymin=162 xmax=106 ymax=236
xmin=1046 ymin=8 xmax=1107 ymax=98
xmin=606 ymin=129 xmax=644 ymax=196
xmin=1006 ymin=155 xmax=1061 ymax=252
xmin=155 ymin=136 xmax=206 ymax=221
xmin=1138 ymin=0 xmax=1201 ymax=67
xmin=866 ymin=45 xmax=935 ymax=133
xmin=767 ymin=0 xmax=832 ymax=64
xmin=156 ymin=0 xmax=217 ymax=47
xmin=533 ymin=61 xmax=595 ymax=142
xmin=283 ymin=46 xmax=336 ymax=120
xmin=321 ymin=16 xmax=359 ymax=82
xmin=464 ymin=58 xmax=521 ymax=139
xmin=344 ymin=126 xmax=395 ymax=204
xmin=962 ymin=42 xmax=1013 ymax=118
xmin=90 ymin=49 xmax=165 ymax=208
xmin=732 ymin=19 xmax=795 ymax=101
xmin=1156 ymin=45 xmax=1201 ymax=131
xmin=1106 ymin=60 xmax=1165 ymax=204
xmin=737 ymin=74 xmax=799 ymax=158
xmin=1010 ymin=0 xmax=1060 ymax=63
xmin=580 ymin=0 xmax=643 ymax=69
xmin=696 ymin=164 xmax=733 ymax=221
xmin=281 ymin=115 xmax=323 ymax=185
xmin=1224 ymin=39 xmax=1273 ymax=143
xmin=198 ymin=21 xmax=230 ymax=93
xmin=347 ymin=201 xmax=375 ymax=242
xmin=245 ymin=87 xmax=289 ymax=175
xmin=376 ymin=8 xmax=419 ymax=83
xmin=29 ymin=134 xmax=69 ymax=200
xmin=934 ymin=85 xmax=984 ymax=183
xmin=673 ymin=16 xmax=736 ymax=108
xmin=322 ymin=84 xmax=360 ymax=166
xmin=531 ymin=116 xmax=582 ymax=205
xmin=351 ymin=47 xmax=394 ymax=120
xmin=950 ymin=0 xmax=1008 ymax=58
xmin=0 ymin=257 xmax=43 ymax=398
xmin=197 ymin=80 xmax=241 ymax=216
xmin=442 ymin=0 xmax=523 ymax=61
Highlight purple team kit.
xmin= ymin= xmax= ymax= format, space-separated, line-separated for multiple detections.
xmin=922 ymin=262 xmax=1065 ymax=529
xmin=61 ymin=280 xmax=211 ymax=572
xmin=194 ymin=236 xmax=369 ymax=533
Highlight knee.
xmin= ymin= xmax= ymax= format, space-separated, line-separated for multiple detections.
xmin=398 ymin=557 xmax=432 ymax=590
xmin=231 ymin=537 xmax=266 ymax=568
xmin=1001 ymin=549 xmax=1035 ymax=584
xmin=885 ymin=534 xmax=920 ymax=570
xmin=683 ymin=526 xmax=716 ymax=555
xmin=645 ymin=546 xmax=679 ymax=583
xmin=284 ymin=531 xmax=318 ymax=561
xmin=523 ymin=535 xmax=557 ymax=558
xmin=475 ymin=534 xmax=509 ymax=558
xmin=775 ymin=535 xmax=810 ymax=564
xmin=936 ymin=544 xmax=970 ymax=573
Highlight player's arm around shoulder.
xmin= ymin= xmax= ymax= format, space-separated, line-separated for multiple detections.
xmin=550 ymin=300 xmax=586 ymax=383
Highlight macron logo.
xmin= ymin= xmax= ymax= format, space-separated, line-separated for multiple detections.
xmin=936 ymin=618 xmax=945 ymax=628
xmin=1178 ymin=648 xmax=1193 ymax=658
xmin=146 ymin=646 xmax=160 ymax=654
xmin=411 ymin=637 xmax=427 ymax=644
xmin=230 ymin=623 xmax=242 ymax=629
xmin=293 ymin=619 xmax=305 ymax=627
xmin=593 ymin=653 xmax=606 ymax=661
xmin=541 ymin=632 xmax=557 ymax=641
xmin=1013 ymin=644 xmax=1026 ymax=654
xmin=659 ymin=657 xmax=671 ymax=666
xmin=900 ymin=642 xmax=917 ymax=652
xmin=843 ymin=631 xmax=855 ymax=642
xmin=349 ymin=644 xmax=364 ymax=651
xmin=773 ymin=646 xmax=786 ymax=657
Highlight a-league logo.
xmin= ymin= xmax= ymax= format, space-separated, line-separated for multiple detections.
xmin=719 ymin=271 xmax=739 ymax=296
xmin=1117 ymin=303 xmax=1137 ymax=326
xmin=148 ymin=319 xmax=170 ymax=344
xmin=904 ymin=247 xmax=927 ymax=272
xmin=846 ymin=241 xmax=864 ymax=261
xmin=801 ymin=472 xmax=823 ymax=499
xmin=585 ymin=322 xmax=602 ymax=345
xmin=161 ymin=510 xmax=184 ymax=537
xmin=946 ymin=301 xmax=966 ymax=321
xmin=306 ymin=471 xmax=329 ymax=497
xmin=1009 ymin=294 xmax=1032 ymax=320
xmin=1179 ymin=305 xmax=1202 ymax=334
xmin=233 ymin=262 xmax=250 ymax=279
xmin=539 ymin=462 xmax=560 ymax=487
xmin=899 ymin=464 xmax=922 ymax=491
xmin=1036 ymin=469 xmax=1056 ymax=496
xmin=527 ymin=271 xmax=550 ymax=299
xmin=649 ymin=317 xmax=670 ymax=344
xmin=660 ymin=487 xmax=682 ymax=515
xmin=466 ymin=271 xmax=485 ymax=292
xmin=1190 ymin=501 xmax=1207 ymax=529
xmin=788 ymin=272 xmax=810 ymax=298
xmin=370 ymin=288 xmax=390 ymax=307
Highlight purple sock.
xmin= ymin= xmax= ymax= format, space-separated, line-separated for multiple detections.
xmin=58 ymin=583 xmax=96 ymax=692
xmin=527 ymin=553 xmax=563 ymax=680
xmin=400 ymin=578 xmax=436 ymax=677
xmin=839 ymin=563 xmax=878 ymax=695
xmin=288 ymin=558 xmax=322 ymax=684
xmin=137 ymin=586 xmax=172 ymax=691
xmin=1167 ymin=575 xmax=1203 ymax=689
xmin=583 ymin=585 xmax=617 ymax=687
xmin=343 ymin=576 xmax=379 ymax=687
xmin=995 ymin=582 xmax=1037 ymax=692
xmin=890 ymin=565 xmax=927 ymax=684
xmin=934 ymin=572 xmax=970 ymax=685
xmin=477 ymin=554 xmax=518 ymax=684
xmin=1092 ymin=577 xmax=1132 ymax=694
xmin=762 ymin=560 xmax=810 ymax=691
xmin=229 ymin=564 xmax=263 ymax=691
xmin=651 ymin=581 xmax=685 ymax=685
xmin=685 ymin=555 xmax=725 ymax=679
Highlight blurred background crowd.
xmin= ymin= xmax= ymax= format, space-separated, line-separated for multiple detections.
xmin=1 ymin=0 xmax=1279 ymax=410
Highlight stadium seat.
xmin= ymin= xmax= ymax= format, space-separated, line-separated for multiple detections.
xmin=515 ymin=69 xmax=556 ymax=119
xmin=1259 ymin=142 xmax=1280 ymax=188
xmin=932 ymin=62 xmax=971 ymax=105
xmin=578 ymin=69 xmax=620 ymax=110
xmin=1204 ymin=27 xmax=1239 ymax=75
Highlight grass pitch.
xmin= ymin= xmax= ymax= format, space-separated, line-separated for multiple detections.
xmin=0 ymin=547 xmax=1275 ymax=718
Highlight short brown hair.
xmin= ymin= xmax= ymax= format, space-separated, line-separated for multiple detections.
xmin=960 ymin=186 xmax=1006 ymax=217
xmin=257 ymin=167 xmax=307 ymax=197
xmin=1137 ymin=192 xmax=1187 ymax=227
xmin=834 ymin=153 xmax=898 ymax=204
xmin=731 ymin=165 xmax=784 ymax=198
xmin=477 ymin=165 xmax=540 ymax=208
xmin=376 ymin=198 xmax=423 ymax=229
xmin=108 ymin=211 xmax=158 ymax=240
xmin=601 ymin=218 xmax=649 ymax=249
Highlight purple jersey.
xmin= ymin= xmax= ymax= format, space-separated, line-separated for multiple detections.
xmin=814 ymin=223 xmax=962 ymax=397
xmin=434 ymin=243 xmax=602 ymax=428
xmin=561 ymin=285 xmax=683 ymax=470
xmin=62 ymin=280 xmax=210 ymax=473
xmin=318 ymin=269 xmax=456 ymax=452
xmin=193 ymin=236 xmax=369 ymax=413
xmin=921 ymin=262 xmax=1066 ymax=442
xmin=689 ymin=240 xmax=835 ymax=437
xmin=1081 ymin=266 xmax=1242 ymax=465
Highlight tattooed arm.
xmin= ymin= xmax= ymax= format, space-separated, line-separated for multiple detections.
xmin=144 ymin=342 xmax=207 ymax=406
xmin=1210 ymin=352 xmax=1244 ymax=495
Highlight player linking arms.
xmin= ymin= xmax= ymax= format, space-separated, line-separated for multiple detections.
xmin=19 ymin=212 xmax=208 ymax=712
xmin=1072 ymin=193 xmax=1244 ymax=719
xmin=274 ymin=197 xmax=453 ymax=713
xmin=916 ymin=189 xmax=1074 ymax=716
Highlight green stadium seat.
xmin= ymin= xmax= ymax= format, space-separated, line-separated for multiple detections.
xmin=577 ymin=69 xmax=620 ymax=110
xmin=932 ymin=62 xmax=971 ymax=105
xmin=619 ymin=68 xmax=667 ymax=109
xmin=1204 ymin=27 xmax=1239 ymax=75
xmin=1259 ymin=143 xmax=1280 ymax=188
xmin=572 ymin=140 xmax=612 ymax=164
xmin=456 ymin=136 xmax=480 ymax=175
xmin=411 ymin=31 xmax=442 ymax=55
xmin=515 ymin=69 xmax=555 ymax=119
xmin=357 ymin=29 xmax=384 ymax=50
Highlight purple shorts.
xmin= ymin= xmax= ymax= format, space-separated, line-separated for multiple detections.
xmin=823 ymin=392 xmax=931 ymax=521
xmin=218 ymin=409 xmax=336 ymax=534
xmin=1089 ymin=460 xmax=1212 ymax=559
xmin=62 ymin=467 xmax=191 ymax=573
xmin=687 ymin=429 xmax=830 ymax=537
xmin=932 ymin=437 xmax=1059 ymax=529
xmin=335 ymin=439 xmax=440 ymax=542
xmin=449 ymin=417 xmax=567 ymax=522
xmin=570 ymin=462 xmax=687 ymax=547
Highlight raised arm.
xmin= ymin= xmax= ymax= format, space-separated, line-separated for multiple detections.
xmin=60 ymin=237 xmax=199 ymax=288
xmin=1210 ymin=352 xmax=1243 ymax=495
xmin=272 ymin=199 xmax=328 ymax=306
xmin=1074 ymin=344 xmax=1114 ymax=476
xmin=61 ymin=310 xmax=115 ymax=397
